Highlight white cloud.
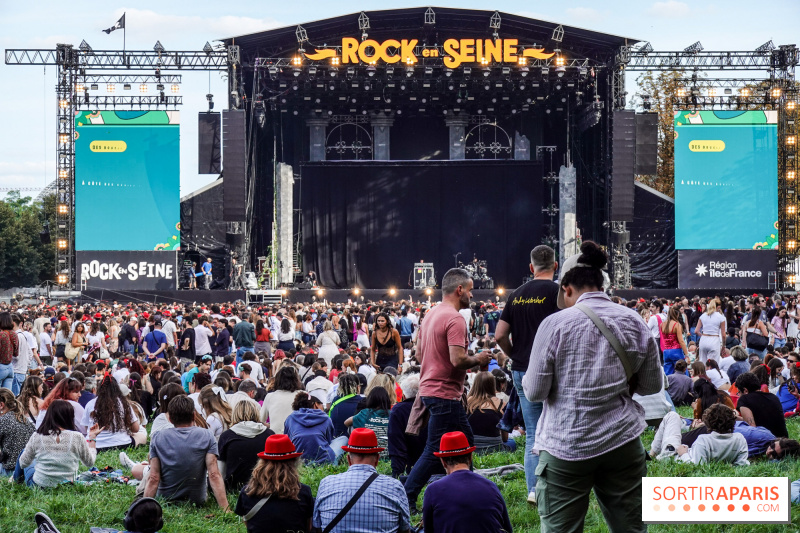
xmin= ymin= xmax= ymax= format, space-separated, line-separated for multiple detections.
xmin=648 ymin=1 xmax=691 ymax=18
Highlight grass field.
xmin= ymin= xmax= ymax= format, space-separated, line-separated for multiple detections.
xmin=1 ymin=406 xmax=799 ymax=532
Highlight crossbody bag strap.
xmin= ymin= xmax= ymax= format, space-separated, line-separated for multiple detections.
xmin=322 ymin=472 xmax=379 ymax=533
xmin=328 ymin=394 xmax=356 ymax=417
xmin=574 ymin=303 xmax=633 ymax=381
xmin=242 ymin=493 xmax=271 ymax=521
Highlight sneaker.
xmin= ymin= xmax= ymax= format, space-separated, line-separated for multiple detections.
xmin=527 ymin=490 xmax=537 ymax=505
xmin=119 ymin=451 xmax=137 ymax=471
xmin=35 ymin=512 xmax=61 ymax=533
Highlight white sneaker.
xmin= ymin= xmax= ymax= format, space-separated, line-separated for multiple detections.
xmin=527 ymin=490 xmax=537 ymax=505
xmin=119 ymin=451 xmax=137 ymax=471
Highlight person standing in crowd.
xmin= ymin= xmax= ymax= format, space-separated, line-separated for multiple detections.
xmin=194 ymin=317 xmax=215 ymax=363
xmin=422 ymin=431 xmax=513 ymax=533
xmin=647 ymin=300 xmax=666 ymax=358
xmin=39 ymin=322 xmax=54 ymax=366
xmin=314 ymin=428 xmax=410 ymax=533
xmin=404 ymin=268 xmax=491 ymax=511
xmin=202 ymin=257 xmax=213 ymax=290
xmin=234 ymin=313 xmax=255 ymax=364
xmin=143 ymin=321 xmax=168 ymax=362
xmin=371 ymin=313 xmax=403 ymax=371
xmin=743 ymin=304 xmax=770 ymax=359
xmin=494 ymin=244 xmax=559 ymax=504
xmin=13 ymin=314 xmax=36 ymax=393
xmin=0 ymin=312 xmax=18 ymax=390
xmin=523 ymin=241 xmax=662 ymax=532
xmin=398 ymin=309 xmax=414 ymax=347
xmin=178 ymin=319 xmax=196 ymax=363
xmin=660 ymin=305 xmax=690 ymax=375
xmin=696 ymin=300 xmax=727 ymax=364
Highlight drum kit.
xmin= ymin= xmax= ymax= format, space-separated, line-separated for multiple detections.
xmin=460 ymin=258 xmax=494 ymax=289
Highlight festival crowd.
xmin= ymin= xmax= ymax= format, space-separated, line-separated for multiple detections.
xmin=1 ymin=242 xmax=800 ymax=533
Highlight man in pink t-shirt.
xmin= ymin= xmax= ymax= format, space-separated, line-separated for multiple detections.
xmin=404 ymin=268 xmax=491 ymax=510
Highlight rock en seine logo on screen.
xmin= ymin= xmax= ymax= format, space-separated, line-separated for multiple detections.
xmin=642 ymin=477 xmax=790 ymax=524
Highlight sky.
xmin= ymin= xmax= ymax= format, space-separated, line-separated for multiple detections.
xmin=0 ymin=0 xmax=797 ymax=198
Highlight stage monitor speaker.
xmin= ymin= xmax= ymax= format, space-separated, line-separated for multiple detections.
xmin=611 ymin=110 xmax=636 ymax=222
xmin=39 ymin=229 xmax=51 ymax=245
xmin=635 ymin=112 xmax=658 ymax=175
xmin=226 ymin=232 xmax=244 ymax=247
xmin=222 ymin=109 xmax=246 ymax=222
xmin=198 ymin=112 xmax=221 ymax=174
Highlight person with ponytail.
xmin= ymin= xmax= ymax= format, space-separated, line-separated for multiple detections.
xmin=0 ymin=388 xmax=35 ymax=476
xmin=522 ymin=241 xmax=662 ymax=532
xmin=660 ymin=305 xmax=690 ymax=375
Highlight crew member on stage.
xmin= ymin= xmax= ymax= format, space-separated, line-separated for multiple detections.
xmin=202 ymin=258 xmax=213 ymax=290
xmin=307 ymin=271 xmax=318 ymax=288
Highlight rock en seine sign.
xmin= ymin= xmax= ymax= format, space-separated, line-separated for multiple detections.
xmin=304 ymin=37 xmax=556 ymax=68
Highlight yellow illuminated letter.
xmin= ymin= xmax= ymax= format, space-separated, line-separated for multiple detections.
xmin=342 ymin=38 xmax=359 ymax=63
xmin=443 ymin=39 xmax=461 ymax=68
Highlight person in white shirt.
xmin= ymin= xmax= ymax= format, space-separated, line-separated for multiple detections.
xmin=646 ymin=300 xmax=667 ymax=345
xmin=194 ymin=317 xmax=214 ymax=359
xmin=12 ymin=315 xmax=34 ymax=395
xmin=161 ymin=316 xmax=178 ymax=351
xmin=649 ymin=404 xmax=748 ymax=465
xmin=39 ymin=323 xmax=54 ymax=364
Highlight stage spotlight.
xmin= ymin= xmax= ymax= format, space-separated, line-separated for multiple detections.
xmin=676 ymin=88 xmax=688 ymax=97
xmin=57 ymin=204 xmax=68 ymax=214
xmin=788 ymin=171 xmax=797 ymax=180
xmin=57 ymin=239 xmax=67 ymax=249
xmin=292 ymin=56 xmax=302 ymax=66
xmin=281 ymin=289 xmax=288 ymax=296
xmin=400 ymin=82 xmax=406 ymax=91
xmin=353 ymin=288 xmax=360 ymax=295
xmin=317 ymin=288 xmax=324 ymax=296
xmin=788 ymin=240 xmax=797 ymax=251
xmin=497 ymin=287 xmax=505 ymax=295
xmin=445 ymin=69 xmax=453 ymax=77
xmin=123 ymin=83 xmax=131 ymax=90
xmin=519 ymin=81 xmax=526 ymax=90
xmin=739 ymin=88 xmax=751 ymax=97
xmin=139 ymin=84 xmax=148 ymax=93
xmin=788 ymin=136 xmax=797 ymax=146
xmin=541 ymin=67 xmax=549 ymax=77
xmin=59 ymin=169 xmax=68 ymax=179
xmin=367 ymin=64 xmax=376 ymax=77
xmin=771 ymin=88 xmax=782 ymax=99
xmin=90 ymin=84 xmax=98 ymax=91
xmin=389 ymin=288 xmax=397 ymax=296
xmin=171 ymin=84 xmax=179 ymax=93
xmin=347 ymin=66 xmax=355 ymax=78
xmin=555 ymin=66 xmax=566 ymax=77
xmin=708 ymin=88 xmax=717 ymax=97
xmin=555 ymin=56 xmax=565 ymax=67
xmin=57 ymin=274 xmax=68 ymax=285
xmin=156 ymin=83 xmax=165 ymax=91
xmin=405 ymin=67 xmax=414 ymax=78
xmin=447 ymin=81 xmax=454 ymax=90
xmin=331 ymin=57 xmax=340 ymax=65
xmin=425 ymin=288 xmax=432 ymax=296
xmin=76 ymin=83 xmax=84 ymax=93
xmin=787 ymin=101 xmax=797 ymax=111
xmin=484 ymin=82 xmax=491 ymax=90
xmin=58 ymin=99 xmax=68 ymax=109
xmin=58 ymin=134 xmax=69 ymax=144
xmin=787 ymin=205 xmax=797 ymax=215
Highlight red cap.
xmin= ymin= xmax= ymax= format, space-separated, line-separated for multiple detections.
xmin=94 ymin=313 xmax=103 ymax=319
xmin=341 ymin=428 xmax=385 ymax=454
xmin=434 ymin=431 xmax=476 ymax=457
xmin=257 ymin=434 xmax=303 ymax=461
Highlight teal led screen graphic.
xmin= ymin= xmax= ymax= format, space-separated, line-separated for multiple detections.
xmin=75 ymin=110 xmax=180 ymax=251
xmin=674 ymin=110 xmax=778 ymax=250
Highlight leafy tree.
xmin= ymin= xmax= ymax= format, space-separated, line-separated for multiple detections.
xmin=0 ymin=191 xmax=56 ymax=288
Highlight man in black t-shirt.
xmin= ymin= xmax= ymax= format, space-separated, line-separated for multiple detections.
xmin=495 ymin=244 xmax=559 ymax=504
xmin=734 ymin=372 xmax=789 ymax=438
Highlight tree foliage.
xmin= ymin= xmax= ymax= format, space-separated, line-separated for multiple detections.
xmin=0 ymin=192 xmax=56 ymax=289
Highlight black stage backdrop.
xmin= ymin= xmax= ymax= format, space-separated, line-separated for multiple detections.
xmin=301 ymin=161 xmax=543 ymax=289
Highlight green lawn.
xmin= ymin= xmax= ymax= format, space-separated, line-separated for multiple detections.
xmin=2 ymin=407 xmax=799 ymax=532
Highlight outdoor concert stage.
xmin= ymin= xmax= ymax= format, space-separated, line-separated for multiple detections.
xmin=81 ymin=288 xmax=508 ymax=305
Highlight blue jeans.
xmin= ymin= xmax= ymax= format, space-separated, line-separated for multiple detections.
xmin=404 ymin=397 xmax=473 ymax=507
xmin=792 ymin=480 xmax=800 ymax=503
xmin=0 ymin=363 xmax=13 ymax=390
xmin=13 ymin=453 xmax=36 ymax=486
xmin=236 ymin=347 xmax=253 ymax=365
xmin=747 ymin=347 xmax=767 ymax=359
xmin=11 ymin=373 xmax=25 ymax=396
xmin=689 ymin=327 xmax=697 ymax=344
xmin=513 ymin=370 xmax=543 ymax=493
xmin=662 ymin=348 xmax=685 ymax=376
xmin=330 ymin=435 xmax=349 ymax=463
xmin=774 ymin=338 xmax=787 ymax=349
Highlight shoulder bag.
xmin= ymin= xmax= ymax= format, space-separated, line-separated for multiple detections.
xmin=323 ymin=472 xmax=379 ymax=533
xmin=575 ymin=303 xmax=637 ymax=394
xmin=746 ymin=321 xmax=768 ymax=351
xmin=241 ymin=493 xmax=271 ymax=522
xmin=64 ymin=335 xmax=82 ymax=361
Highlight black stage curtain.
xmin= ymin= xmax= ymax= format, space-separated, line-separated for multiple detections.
xmin=301 ymin=161 xmax=543 ymax=289
xmin=629 ymin=182 xmax=677 ymax=289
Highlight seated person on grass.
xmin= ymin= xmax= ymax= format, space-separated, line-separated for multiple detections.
xmin=649 ymin=404 xmax=749 ymax=465
xmin=141 ymin=395 xmax=230 ymax=511
xmin=734 ymin=372 xmax=789 ymax=438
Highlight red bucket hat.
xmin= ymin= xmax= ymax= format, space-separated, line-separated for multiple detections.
xmin=257 ymin=434 xmax=303 ymax=461
xmin=94 ymin=313 xmax=103 ymax=319
xmin=433 ymin=431 xmax=476 ymax=457
xmin=341 ymin=428 xmax=385 ymax=454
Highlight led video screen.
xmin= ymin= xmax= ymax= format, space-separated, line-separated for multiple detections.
xmin=75 ymin=110 xmax=180 ymax=251
xmin=674 ymin=110 xmax=777 ymax=250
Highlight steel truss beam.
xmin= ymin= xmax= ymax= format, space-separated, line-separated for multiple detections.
xmin=5 ymin=49 xmax=229 ymax=70
xmin=627 ymin=50 xmax=777 ymax=71
xmin=76 ymin=74 xmax=182 ymax=84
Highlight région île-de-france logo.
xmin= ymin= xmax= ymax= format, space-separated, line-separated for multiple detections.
xmin=304 ymin=38 xmax=555 ymax=69
xmin=694 ymin=261 xmax=762 ymax=279
xmin=695 ymin=264 xmax=708 ymax=276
